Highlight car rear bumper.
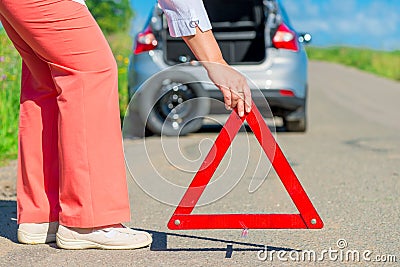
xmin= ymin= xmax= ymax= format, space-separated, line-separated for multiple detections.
xmin=207 ymin=89 xmax=305 ymax=115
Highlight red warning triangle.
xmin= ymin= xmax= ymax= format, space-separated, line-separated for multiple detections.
xmin=168 ymin=102 xmax=323 ymax=230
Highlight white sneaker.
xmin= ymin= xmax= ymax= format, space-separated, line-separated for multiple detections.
xmin=17 ymin=222 xmax=59 ymax=244
xmin=56 ymin=225 xmax=153 ymax=250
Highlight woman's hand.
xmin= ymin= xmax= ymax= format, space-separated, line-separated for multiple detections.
xmin=203 ymin=60 xmax=252 ymax=117
xmin=182 ymin=28 xmax=252 ymax=117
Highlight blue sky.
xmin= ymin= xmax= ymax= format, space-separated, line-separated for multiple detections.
xmin=131 ymin=0 xmax=400 ymax=51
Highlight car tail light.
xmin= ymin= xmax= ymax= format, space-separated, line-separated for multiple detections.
xmin=134 ymin=26 xmax=158 ymax=55
xmin=279 ymin=89 xmax=295 ymax=97
xmin=272 ymin=23 xmax=299 ymax=52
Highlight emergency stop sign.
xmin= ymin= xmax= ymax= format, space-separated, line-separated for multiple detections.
xmin=168 ymin=102 xmax=323 ymax=230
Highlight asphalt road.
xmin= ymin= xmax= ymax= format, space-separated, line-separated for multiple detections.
xmin=0 ymin=61 xmax=399 ymax=266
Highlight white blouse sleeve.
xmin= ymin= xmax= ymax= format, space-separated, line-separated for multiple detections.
xmin=158 ymin=0 xmax=212 ymax=37
xmin=71 ymin=0 xmax=86 ymax=5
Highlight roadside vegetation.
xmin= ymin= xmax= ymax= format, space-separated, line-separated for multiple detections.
xmin=306 ymin=46 xmax=400 ymax=81
xmin=0 ymin=30 xmax=21 ymax=165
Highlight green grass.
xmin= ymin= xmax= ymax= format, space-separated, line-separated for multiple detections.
xmin=0 ymin=30 xmax=21 ymax=166
xmin=0 ymin=30 xmax=132 ymax=166
xmin=106 ymin=32 xmax=132 ymax=115
xmin=306 ymin=46 xmax=400 ymax=81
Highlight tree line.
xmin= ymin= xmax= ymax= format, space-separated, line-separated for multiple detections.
xmin=86 ymin=0 xmax=134 ymax=34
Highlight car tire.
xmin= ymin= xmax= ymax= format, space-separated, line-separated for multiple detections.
xmin=284 ymin=117 xmax=307 ymax=132
xmin=136 ymin=70 xmax=210 ymax=136
xmin=284 ymin=85 xmax=307 ymax=132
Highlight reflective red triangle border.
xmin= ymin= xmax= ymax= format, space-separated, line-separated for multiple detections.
xmin=168 ymin=102 xmax=323 ymax=230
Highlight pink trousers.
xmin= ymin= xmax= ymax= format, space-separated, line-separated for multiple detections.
xmin=0 ymin=0 xmax=131 ymax=227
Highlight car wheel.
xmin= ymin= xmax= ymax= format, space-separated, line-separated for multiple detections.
xmin=284 ymin=117 xmax=307 ymax=132
xmin=284 ymin=87 xmax=307 ymax=132
xmin=136 ymin=70 xmax=210 ymax=136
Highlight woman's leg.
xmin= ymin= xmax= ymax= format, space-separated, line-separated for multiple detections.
xmin=0 ymin=0 xmax=130 ymax=227
xmin=0 ymin=16 xmax=60 ymax=224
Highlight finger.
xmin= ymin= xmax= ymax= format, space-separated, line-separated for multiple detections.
xmin=237 ymin=99 xmax=245 ymax=117
xmin=244 ymin=85 xmax=252 ymax=113
xmin=220 ymin=86 xmax=232 ymax=110
xmin=230 ymin=90 xmax=238 ymax=109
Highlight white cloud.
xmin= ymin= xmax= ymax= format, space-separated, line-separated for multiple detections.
xmin=285 ymin=0 xmax=320 ymax=17
xmin=282 ymin=0 xmax=300 ymax=16
xmin=295 ymin=19 xmax=331 ymax=32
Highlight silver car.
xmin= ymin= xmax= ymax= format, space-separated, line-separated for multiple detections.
xmin=128 ymin=0 xmax=311 ymax=135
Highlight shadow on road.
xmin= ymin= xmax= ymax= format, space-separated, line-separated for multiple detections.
xmin=135 ymin=228 xmax=297 ymax=258
xmin=0 ymin=204 xmax=297 ymax=257
xmin=0 ymin=200 xmax=18 ymax=243
xmin=198 ymin=124 xmax=286 ymax=134
xmin=135 ymin=123 xmax=286 ymax=139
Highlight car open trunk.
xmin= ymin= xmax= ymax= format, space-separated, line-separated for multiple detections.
xmin=162 ymin=0 xmax=266 ymax=65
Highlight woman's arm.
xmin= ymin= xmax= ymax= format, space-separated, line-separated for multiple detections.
xmin=182 ymin=28 xmax=252 ymax=116
xmin=158 ymin=0 xmax=252 ymax=116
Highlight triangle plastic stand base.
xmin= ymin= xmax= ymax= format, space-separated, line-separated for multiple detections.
xmin=167 ymin=102 xmax=323 ymax=230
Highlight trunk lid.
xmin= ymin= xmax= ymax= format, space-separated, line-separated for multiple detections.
xmin=162 ymin=0 xmax=267 ymax=65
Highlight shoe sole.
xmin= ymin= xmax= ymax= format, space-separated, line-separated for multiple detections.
xmin=17 ymin=229 xmax=56 ymax=244
xmin=56 ymin=233 xmax=152 ymax=250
